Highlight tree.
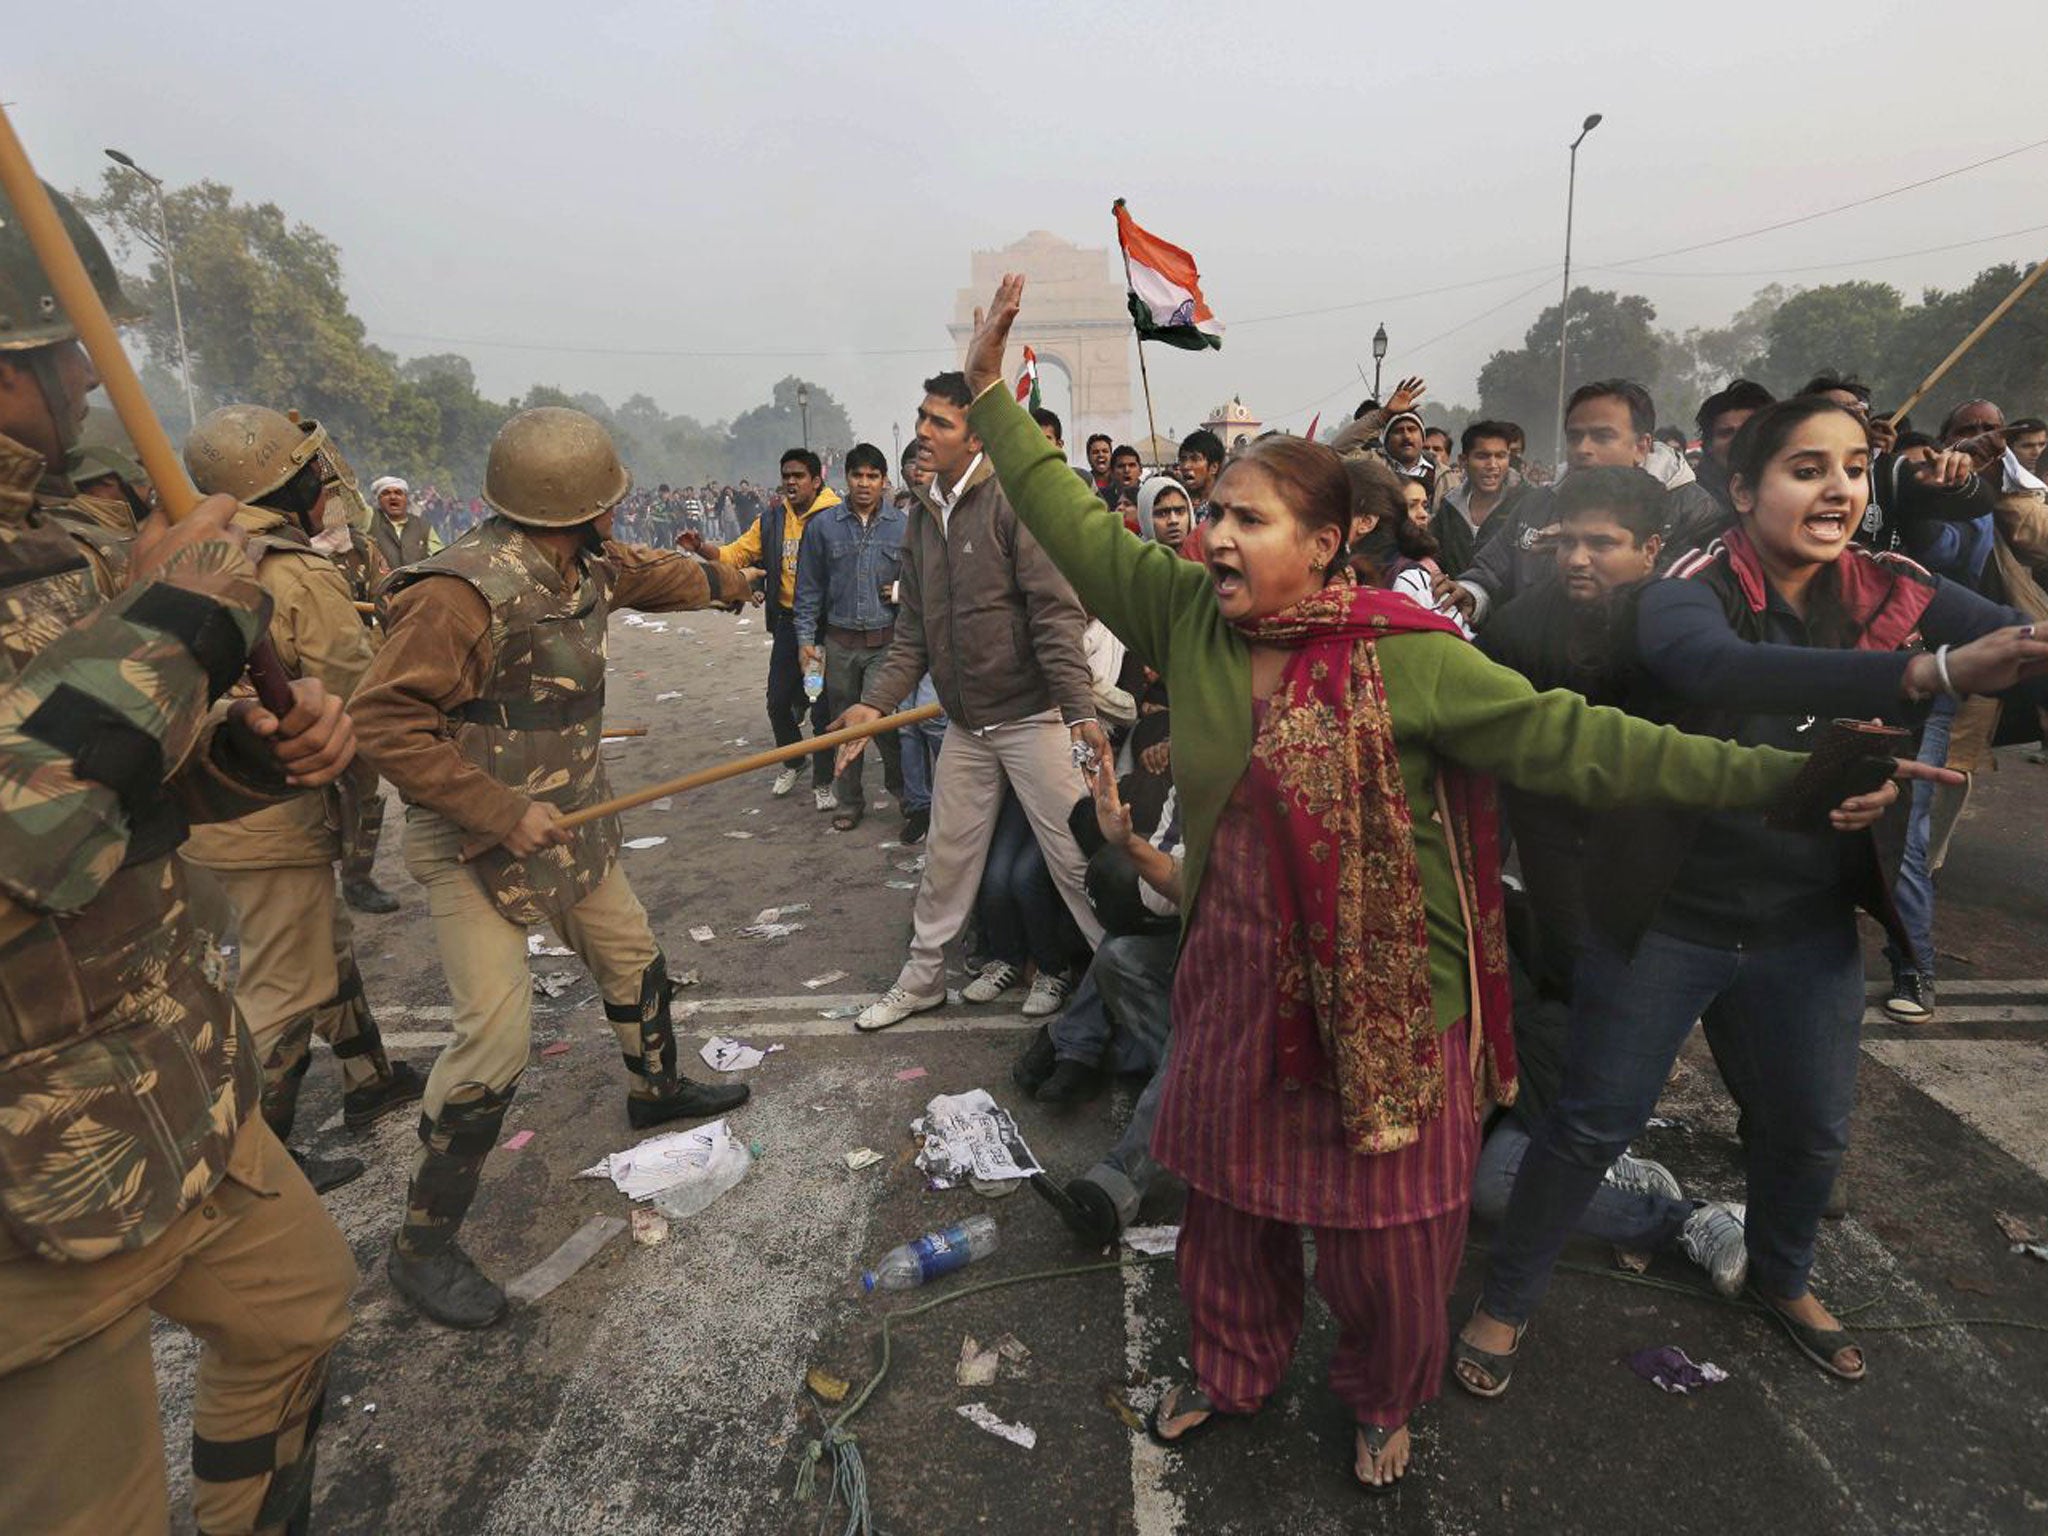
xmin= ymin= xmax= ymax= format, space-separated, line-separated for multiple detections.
xmin=1755 ymin=281 xmax=1903 ymax=397
xmin=1476 ymin=288 xmax=1672 ymax=451
xmin=1878 ymin=263 xmax=2048 ymax=430
xmin=727 ymin=376 xmax=854 ymax=478
xmin=1667 ymin=285 xmax=1786 ymax=407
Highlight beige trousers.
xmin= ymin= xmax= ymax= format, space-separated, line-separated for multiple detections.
xmin=895 ymin=712 xmax=1103 ymax=997
xmin=0 ymin=1117 xmax=356 ymax=1535
xmin=402 ymin=809 xmax=660 ymax=1115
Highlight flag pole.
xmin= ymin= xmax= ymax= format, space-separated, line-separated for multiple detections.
xmin=1114 ymin=199 xmax=1164 ymax=465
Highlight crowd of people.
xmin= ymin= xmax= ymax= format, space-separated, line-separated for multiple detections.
xmin=7 ymin=170 xmax=2048 ymax=1531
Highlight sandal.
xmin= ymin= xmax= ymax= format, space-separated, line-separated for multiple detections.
xmin=1751 ymin=1288 xmax=1867 ymax=1381
xmin=1451 ymin=1304 xmax=1527 ymax=1399
xmin=1355 ymin=1423 xmax=1409 ymax=1495
xmin=1146 ymin=1382 xmax=1220 ymax=1448
xmin=831 ymin=810 xmax=863 ymax=832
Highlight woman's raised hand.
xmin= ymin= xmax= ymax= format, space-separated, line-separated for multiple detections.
xmin=965 ymin=273 xmax=1027 ymax=398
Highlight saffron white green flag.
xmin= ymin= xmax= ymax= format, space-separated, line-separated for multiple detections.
xmin=1114 ymin=198 xmax=1222 ymax=352
xmin=1014 ymin=346 xmax=1042 ymax=409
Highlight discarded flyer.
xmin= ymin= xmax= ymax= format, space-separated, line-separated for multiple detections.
xmin=844 ymin=1148 xmax=884 ymax=1171
xmin=755 ymin=904 xmax=812 ymax=924
xmin=580 ymin=1119 xmax=742 ymax=1203
xmin=539 ymin=1040 xmax=572 ymax=1057
xmin=955 ymin=1403 xmax=1036 ymax=1450
xmin=700 ymin=1036 xmax=782 ymax=1073
xmin=623 ymin=836 xmax=668 ymax=851
xmin=502 ymin=1129 xmax=535 ymax=1152
xmin=803 ymin=970 xmax=848 ymax=989
xmin=650 ymin=796 xmax=674 ymax=812
xmin=505 ymin=1215 xmax=626 ymax=1304
xmin=894 ymin=1066 xmax=928 ymax=1083
xmin=738 ymin=921 xmax=805 ymax=940
xmin=886 ymin=880 xmax=919 ymax=891
xmin=531 ymin=971 xmax=576 ymax=999
xmin=806 ymin=1367 xmax=850 ymax=1404
xmin=895 ymin=857 xmax=927 ymax=874
xmin=655 ymin=690 xmax=684 ymax=702
xmin=630 ymin=1207 xmax=669 ymax=1247
xmin=724 ymin=830 xmax=755 ymax=840
xmin=674 ymin=967 xmax=701 ymax=987
xmin=1123 ymin=1225 xmax=1181 ymax=1257
xmin=689 ymin=926 xmax=716 ymax=943
xmin=1994 ymin=1211 xmax=2043 ymax=1245
xmin=1628 ymin=1345 xmax=1729 ymax=1394
xmin=912 ymin=1089 xmax=1042 ymax=1188
xmin=819 ymin=1005 xmax=862 ymax=1020
xmin=957 ymin=1336 xmax=999 ymax=1387
xmin=526 ymin=933 xmax=574 ymax=957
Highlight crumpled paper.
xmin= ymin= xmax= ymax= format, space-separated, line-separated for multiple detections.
xmin=912 ymin=1089 xmax=1042 ymax=1188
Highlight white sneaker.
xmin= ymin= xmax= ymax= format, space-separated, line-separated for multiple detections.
xmin=814 ymin=786 xmax=839 ymax=812
xmin=1679 ymin=1200 xmax=1749 ymax=1297
xmin=962 ymin=961 xmax=1022 ymax=1004
xmin=1022 ymin=972 xmax=1072 ymax=1018
xmin=854 ymin=986 xmax=946 ymax=1033
xmin=1605 ymin=1150 xmax=1683 ymax=1203
xmin=771 ymin=768 xmax=799 ymax=798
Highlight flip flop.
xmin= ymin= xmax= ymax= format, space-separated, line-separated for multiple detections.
xmin=1355 ymin=1424 xmax=1409 ymax=1495
xmin=1451 ymin=1304 xmax=1527 ymax=1399
xmin=1146 ymin=1383 xmax=1221 ymax=1449
xmin=1751 ymin=1288 xmax=1867 ymax=1381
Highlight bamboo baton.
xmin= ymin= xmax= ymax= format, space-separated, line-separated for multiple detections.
xmin=1885 ymin=257 xmax=2048 ymax=427
xmin=0 ymin=104 xmax=294 ymax=711
xmin=601 ymin=726 xmax=648 ymax=739
xmin=458 ymin=702 xmax=941 ymax=862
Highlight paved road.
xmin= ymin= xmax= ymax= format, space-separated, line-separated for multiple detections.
xmin=156 ymin=605 xmax=2048 ymax=1534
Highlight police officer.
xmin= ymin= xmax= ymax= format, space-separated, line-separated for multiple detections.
xmin=0 ymin=182 xmax=359 ymax=1535
xmin=181 ymin=404 xmax=427 ymax=1190
xmin=351 ymin=406 xmax=755 ymax=1328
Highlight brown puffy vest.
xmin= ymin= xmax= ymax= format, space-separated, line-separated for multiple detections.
xmin=389 ymin=518 xmax=619 ymax=923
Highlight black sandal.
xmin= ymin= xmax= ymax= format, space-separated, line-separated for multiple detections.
xmin=1451 ymin=1304 xmax=1527 ymax=1399
xmin=1146 ymin=1382 xmax=1221 ymax=1448
xmin=1752 ymin=1289 xmax=1867 ymax=1381
xmin=1355 ymin=1424 xmax=1409 ymax=1495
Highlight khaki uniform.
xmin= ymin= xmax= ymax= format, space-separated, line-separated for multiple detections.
xmin=351 ymin=518 xmax=749 ymax=1253
xmin=181 ymin=506 xmax=400 ymax=1139
xmin=331 ymin=526 xmax=397 ymax=886
xmin=0 ymin=432 xmax=355 ymax=1534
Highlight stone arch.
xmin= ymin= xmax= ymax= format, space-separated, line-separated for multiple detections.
xmin=951 ymin=231 xmax=1132 ymax=453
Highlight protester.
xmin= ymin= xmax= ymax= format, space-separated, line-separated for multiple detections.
xmin=831 ymin=370 xmax=1107 ymax=1033
xmin=795 ymin=442 xmax=908 ymax=831
xmin=1109 ymin=443 xmax=1145 ymax=509
xmin=1085 ymin=432 xmax=1115 ymax=499
xmin=1462 ymin=397 xmax=2045 ymax=1393
xmin=1177 ymin=429 xmax=1225 ymax=520
xmin=1378 ymin=408 xmax=1437 ymax=507
xmin=1137 ymin=474 xmax=1195 ymax=550
xmin=685 ymin=449 xmax=837 ymax=805
xmin=955 ymin=273 xmax=1891 ymax=1492
xmin=1432 ymin=419 xmax=1541 ymax=577
xmin=369 ymin=474 xmax=441 ymax=570
xmin=1694 ymin=379 xmax=1776 ymax=510
xmin=889 ymin=442 xmax=948 ymax=844
xmin=2009 ymin=417 xmax=2048 ymax=475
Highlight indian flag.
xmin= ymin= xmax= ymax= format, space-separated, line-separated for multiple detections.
xmin=1114 ymin=198 xmax=1222 ymax=352
xmin=1014 ymin=346 xmax=1042 ymax=409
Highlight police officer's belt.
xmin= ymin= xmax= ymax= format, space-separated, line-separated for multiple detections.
xmin=454 ymin=689 xmax=605 ymax=730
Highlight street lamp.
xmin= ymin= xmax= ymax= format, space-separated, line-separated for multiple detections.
xmin=1371 ymin=323 xmax=1389 ymax=400
xmin=104 ymin=147 xmax=197 ymax=427
xmin=1552 ymin=112 xmax=1603 ymax=470
xmin=797 ymin=383 xmax=811 ymax=451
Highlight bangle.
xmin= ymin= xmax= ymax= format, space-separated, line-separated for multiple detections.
xmin=1933 ymin=644 xmax=1962 ymax=701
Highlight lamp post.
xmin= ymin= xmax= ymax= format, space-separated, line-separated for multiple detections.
xmin=1552 ymin=112 xmax=1602 ymax=470
xmin=1371 ymin=322 xmax=1389 ymax=400
xmin=103 ymin=147 xmax=196 ymax=427
xmin=797 ymin=383 xmax=811 ymax=451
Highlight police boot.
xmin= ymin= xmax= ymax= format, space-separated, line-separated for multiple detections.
xmin=264 ymin=1012 xmax=366 ymax=1193
xmin=344 ymin=1059 xmax=426 ymax=1132
xmin=328 ymin=958 xmax=427 ymax=1130
xmin=388 ymin=1082 xmax=516 ymax=1329
xmin=610 ymin=954 xmax=750 ymax=1129
xmin=342 ymin=874 xmax=401 ymax=914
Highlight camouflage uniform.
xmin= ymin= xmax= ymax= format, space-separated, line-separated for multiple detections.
xmin=0 ymin=431 xmax=356 ymax=1534
xmin=349 ymin=407 xmax=752 ymax=1327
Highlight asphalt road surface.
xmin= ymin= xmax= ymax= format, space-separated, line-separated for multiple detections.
xmin=155 ymin=602 xmax=2048 ymax=1535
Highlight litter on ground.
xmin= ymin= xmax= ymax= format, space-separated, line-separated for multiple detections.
xmin=955 ymin=1403 xmax=1036 ymax=1450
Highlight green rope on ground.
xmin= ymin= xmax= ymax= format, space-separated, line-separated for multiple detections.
xmin=796 ymin=1252 xmax=1175 ymax=1534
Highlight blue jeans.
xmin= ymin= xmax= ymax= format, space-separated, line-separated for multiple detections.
xmin=1471 ymin=1120 xmax=1690 ymax=1251
xmin=1885 ymin=697 xmax=1955 ymax=979
xmin=977 ymin=792 xmax=1085 ymax=974
xmin=1051 ymin=931 xmax=1177 ymax=1071
xmin=896 ymin=675 xmax=947 ymax=814
xmin=1481 ymin=923 xmax=1864 ymax=1319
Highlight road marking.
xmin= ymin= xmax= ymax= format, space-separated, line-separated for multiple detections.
xmin=1861 ymin=1004 xmax=2048 ymax=1025
xmin=1864 ymin=978 xmax=2048 ymax=997
xmin=1861 ymin=1038 xmax=2048 ymax=1177
xmin=377 ymin=997 xmax=1038 ymax=1053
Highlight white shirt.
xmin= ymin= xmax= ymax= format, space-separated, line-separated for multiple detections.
xmin=934 ymin=453 xmax=985 ymax=534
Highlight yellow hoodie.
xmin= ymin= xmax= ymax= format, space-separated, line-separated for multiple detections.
xmin=713 ymin=485 xmax=841 ymax=609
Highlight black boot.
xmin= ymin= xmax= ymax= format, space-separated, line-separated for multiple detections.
xmin=342 ymin=875 xmax=401 ymax=914
xmin=628 ymin=1078 xmax=750 ymax=1128
xmin=1035 ymin=1058 xmax=1106 ymax=1105
xmin=344 ymin=1059 xmax=428 ymax=1132
xmin=1012 ymin=1024 xmax=1057 ymax=1093
xmin=292 ymin=1147 xmax=367 ymax=1194
xmin=1030 ymin=1173 xmax=1121 ymax=1246
xmin=386 ymin=1236 xmax=507 ymax=1330
xmin=612 ymin=954 xmax=753 ymax=1128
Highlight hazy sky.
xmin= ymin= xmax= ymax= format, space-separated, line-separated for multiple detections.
xmin=14 ymin=0 xmax=2048 ymax=465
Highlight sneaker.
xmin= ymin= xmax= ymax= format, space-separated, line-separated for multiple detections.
xmin=1678 ymin=1200 xmax=1749 ymax=1297
xmin=1022 ymin=972 xmax=1073 ymax=1019
xmin=854 ymin=986 xmax=946 ymax=1033
xmin=814 ymin=786 xmax=838 ymax=812
xmin=900 ymin=808 xmax=931 ymax=845
xmin=1605 ymin=1150 xmax=1683 ymax=1203
xmin=962 ymin=961 xmax=1022 ymax=1004
xmin=771 ymin=767 xmax=799 ymax=798
xmin=1883 ymin=971 xmax=1934 ymax=1024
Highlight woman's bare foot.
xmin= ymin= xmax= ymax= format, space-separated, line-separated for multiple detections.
xmin=1764 ymin=1290 xmax=1865 ymax=1376
xmin=1356 ymin=1422 xmax=1411 ymax=1489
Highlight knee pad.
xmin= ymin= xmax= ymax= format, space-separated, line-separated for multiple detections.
xmin=605 ymin=953 xmax=675 ymax=1083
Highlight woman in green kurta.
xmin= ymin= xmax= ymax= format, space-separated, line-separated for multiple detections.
xmin=956 ymin=277 xmax=1900 ymax=1491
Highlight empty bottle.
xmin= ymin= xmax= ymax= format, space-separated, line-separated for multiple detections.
xmin=861 ymin=1214 xmax=999 ymax=1293
xmin=803 ymin=659 xmax=825 ymax=703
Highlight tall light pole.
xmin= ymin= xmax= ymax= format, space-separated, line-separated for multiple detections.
xmin=104 ymin=148 xmax=196 ymax=427
xmin=1552 ymin=112 xmax=1602 ymax=470
xmin=797 ymin=382 xmax=810 ymax=451
xmin=1371 ymin=323 xmax=1389 ymax=400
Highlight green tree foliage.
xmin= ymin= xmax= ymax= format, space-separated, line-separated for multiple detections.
xmin=1476 ymin=289 xmax=1672 ymax=441
xmin=1755 ymin=281 xmax=1904 ymax=396
xmin=728 ymin=377 xmax=855 ymax=472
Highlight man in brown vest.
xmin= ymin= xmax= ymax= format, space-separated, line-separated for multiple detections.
xmin=351 ymin=406 xmax=755 ymax=1328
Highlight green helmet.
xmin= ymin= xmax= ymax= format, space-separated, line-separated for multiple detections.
xmin=0 ymin=180 xmax=145 ymax=352
xmin=185 ymin=403 xmax=327 ymax=504
xmin=482 ymin=407 xmax=632 ymax=528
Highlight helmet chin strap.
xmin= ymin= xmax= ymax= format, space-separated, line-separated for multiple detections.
xmin=24 ymin=345 xmax=82 ymax=464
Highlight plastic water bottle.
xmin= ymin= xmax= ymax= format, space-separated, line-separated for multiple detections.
xmin=803 ymin=659 xmax=825 ymax=703
xmin=861 ymin=1214 xmax=999 ymax=1293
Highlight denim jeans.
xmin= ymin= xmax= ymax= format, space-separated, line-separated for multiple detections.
xmin=1481 ymin=922 xmax=1864 ymax=1319
xmin=1051 ymin=931 xmax=1177 ymax=1071
xmin=1884 ymin=697 xmax=1956 ymax=979
xmin=1471 ymin=1119 xmax=1690 ymax=1251
xmin=766 ymin=619 xmax=830 ymax=788
xmin=977 ymin=791 xmax=1086 ymax=975
xmin=896 ymin=675 xmax=947 ymax=814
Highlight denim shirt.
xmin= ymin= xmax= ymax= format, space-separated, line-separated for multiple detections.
xmin=792 ymin=499 xmax=908 ymax=640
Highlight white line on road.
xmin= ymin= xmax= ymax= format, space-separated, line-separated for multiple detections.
xmin=1860 ymin=1004 xmax=2048 ymax=1025
xmin=376 ymin=997 xmax=1039 ymax=1052
xmin=1864 ymin=978 xmax=2048 ymax=997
